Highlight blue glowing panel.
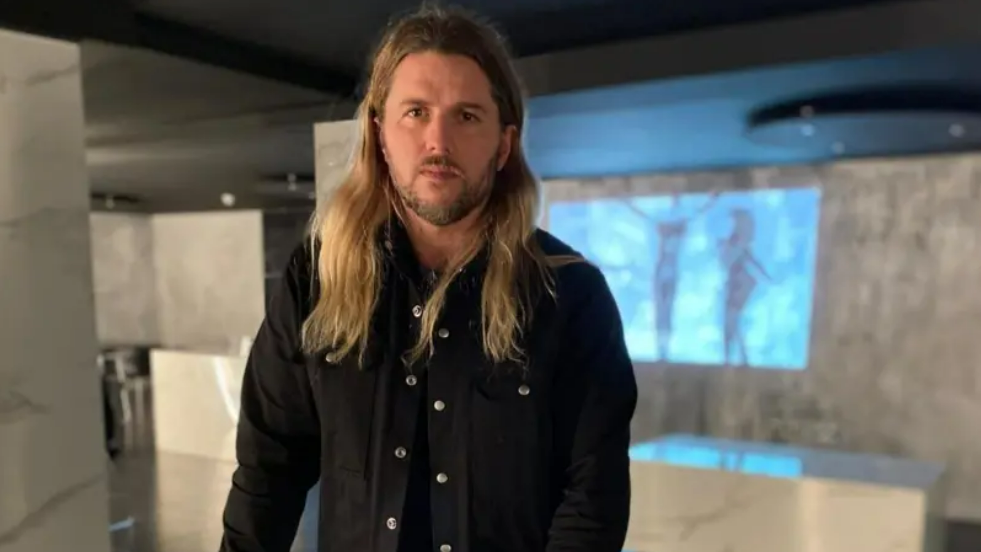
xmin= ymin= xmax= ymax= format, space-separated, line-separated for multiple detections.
xmin=548 ymin=187 xmax=821 ymax=370
xmin=628 ymin=442 xmax=803 ymax=479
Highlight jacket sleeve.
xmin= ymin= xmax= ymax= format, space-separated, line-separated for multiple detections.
xmin=546 ymin=263 xmax=638 ymax=552
xmin=220 ymin=246 xmax=321 ymax=552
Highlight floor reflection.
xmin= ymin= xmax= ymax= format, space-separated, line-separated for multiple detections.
xmin=107 ymin=387 xmax=317 ymax=552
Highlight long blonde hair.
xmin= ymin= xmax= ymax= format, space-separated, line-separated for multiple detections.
xmin=301 ymin=5 xmax=575 ymax=367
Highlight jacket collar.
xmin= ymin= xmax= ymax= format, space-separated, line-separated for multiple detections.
xmin=379 ymin=214 xmax=490 ymax=285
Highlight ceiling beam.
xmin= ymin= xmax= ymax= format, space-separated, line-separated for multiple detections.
xmin=85 ymin=99 xmax=358 ymax=148
xmin=515 ymin=0 xmax=981 ymax=98
xmin=0 ymin=2 xmax=359 ymax=98
xmin=128 ymin=14 xmax=358 ymax=97
xmin=0 ymin=0 xmax=131 ymax=42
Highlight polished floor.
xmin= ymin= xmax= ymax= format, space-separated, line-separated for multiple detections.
xmin=109 ymin=449 xmax=232 ymax=552
xmin=106 ymin=389 xmax=318 ymax=552
xmin=106 ymin=388 xmax=981 ymax=552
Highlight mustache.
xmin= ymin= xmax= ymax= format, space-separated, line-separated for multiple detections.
xmin=418 ymin=155 xmax=463 ymax=174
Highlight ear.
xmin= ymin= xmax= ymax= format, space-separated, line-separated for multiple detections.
xmin=496 ymin=124 xmax=517 ymax=171
xmin=374 ymin=116 xmax=386 ymax=149
xmin=374 ymin=116 xmax=391 ymax=163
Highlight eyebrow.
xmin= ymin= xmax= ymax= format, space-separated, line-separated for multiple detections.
xmin=398 ymin=98 xmax=489 ymax=113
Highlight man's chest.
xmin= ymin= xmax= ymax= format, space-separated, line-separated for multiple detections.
xmin=302 ymin=295 xmax=562 ymax=475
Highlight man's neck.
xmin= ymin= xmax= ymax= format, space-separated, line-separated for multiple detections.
xmin=402 ymin=208 xmax=483 ymax=271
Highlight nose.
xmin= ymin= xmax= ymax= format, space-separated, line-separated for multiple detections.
xmin=423 ymin=112 xmax=453 ymax=154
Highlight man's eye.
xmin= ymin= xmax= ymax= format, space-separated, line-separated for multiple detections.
xmin=462 ymin=111 xmax=479 ymax=122
xmin=406 ymin=108 xmax=424 ymax=118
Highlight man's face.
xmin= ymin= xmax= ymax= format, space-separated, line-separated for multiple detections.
xmin=377 ymin=51 xmax=515 ymax=227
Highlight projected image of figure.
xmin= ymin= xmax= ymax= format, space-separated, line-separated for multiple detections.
xmin=626 ymin=191 xmax=718 ymax=361
xmin=718 ymin=208 xmax=771 ymax=367
xmin=547 ymin=186 xmax=822 ymax=369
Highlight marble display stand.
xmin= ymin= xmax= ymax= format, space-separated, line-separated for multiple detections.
xmin=151 ymin=348 xmax=247 ymax=463
xmin=150 ymin=347 xmax=318 ymax=551
xmin=625 ymin=435 xmax=947 ymax=552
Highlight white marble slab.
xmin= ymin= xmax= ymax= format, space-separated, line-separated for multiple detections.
xmin=313 ymin=119 xmax=356 ymax=207
xmin=625 ymin=435 xmax=947 ymax=552
xmin=152 ymin=211 xmax=265 ymax=352
xmin=0 ymin=28 xmax=110 ymax=552
xmin=151 ymin=349 xmax=247 ymax=463
xmin=89 ymin=213 xmax=159 ymax=346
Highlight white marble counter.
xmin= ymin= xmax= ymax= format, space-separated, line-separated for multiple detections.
xmin=150 ymin=349 xmax=246 ymax=463
xmin=625 ymin=435 xmax=947 ymax=552
xmin=150 ymin=348 xmax=321 ymax=551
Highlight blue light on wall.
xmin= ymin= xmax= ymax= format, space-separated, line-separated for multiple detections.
xmin=547 ymin=187 xmax=821 ymax=370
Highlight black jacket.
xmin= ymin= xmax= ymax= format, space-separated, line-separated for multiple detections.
xmin=219 ymin=222 xmax=638 ymax=552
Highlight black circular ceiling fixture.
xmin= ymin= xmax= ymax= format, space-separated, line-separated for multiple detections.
xmin=745 ymin=86 xmax=981 ymax=156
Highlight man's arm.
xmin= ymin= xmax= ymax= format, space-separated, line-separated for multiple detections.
xmin=547 ymin=263 xmax=638 ymax=552
xmin=220 ymin=246 xmax=321 ymax=552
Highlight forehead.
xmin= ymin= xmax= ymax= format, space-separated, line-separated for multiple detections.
xmin=386 ymin=51 xmax=495 ymax=108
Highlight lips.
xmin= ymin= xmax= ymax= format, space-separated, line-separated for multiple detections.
xmin=420 ymin=167 xmax=460 ymax=179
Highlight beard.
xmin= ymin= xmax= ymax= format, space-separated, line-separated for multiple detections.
xmin=394 ymin=155 xmax=497 ymax=227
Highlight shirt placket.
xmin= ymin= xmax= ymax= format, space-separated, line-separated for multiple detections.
xmin=427 ymin=314 xmax=458 ymax=552
xmin=377 ymin=281 xmax=427 ymax=551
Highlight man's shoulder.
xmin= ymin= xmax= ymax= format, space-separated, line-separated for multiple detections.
xmin=532 ymin=227 xmax=577 ymax=257
xmin=285 ymin=237 xmax=317 ymax=279
xmin=280 ymin=237 xmax=320 ymax=312
xmin=530 ymin=229 xmax=621 ymax=327
xmin=531 ymin=228 xmax=606 ymax=290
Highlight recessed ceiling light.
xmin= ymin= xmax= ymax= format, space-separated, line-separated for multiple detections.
xmin=831 ymin=142 xmax=845 ymax=154
xmin=949 ymin=123 xmax=966 ymax=137
xmin=801 ymin=124 xmax=816 ymax=137
xmin=220 ymin=193 xmax=236 ymax=207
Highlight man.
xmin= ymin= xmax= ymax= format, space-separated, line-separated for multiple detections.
xmin=219 ymin=6 xmax=637 ymax=552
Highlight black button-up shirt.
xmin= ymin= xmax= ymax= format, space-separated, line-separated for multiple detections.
xmin=219 ymin=221 xmax=638 ymax=552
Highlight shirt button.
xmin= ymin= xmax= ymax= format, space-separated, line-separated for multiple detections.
xmin=437 ymin=328 xmax=449 ymax=339
xmin=518 ymin=384 xmax=531 ymax=396
xmin=436 ymin=472 xmax=449 ymax=484
xmin=386 ymin=517 xmax=398 ymax=530
xmin=394 ymin=447 xmax=407 ymax=459
xmin=406 ymin=375 xmax=418 ymax=386
xmin=412 ymin=305 xmax=423 ymax=318
xmin=433 ymin=400 xmax=445 ymax=411
xmin=440 ymin=545 xmax=452 ymax=552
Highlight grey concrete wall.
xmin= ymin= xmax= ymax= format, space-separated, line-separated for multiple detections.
xmin=545 ymin=151 xmax=981 ymax=521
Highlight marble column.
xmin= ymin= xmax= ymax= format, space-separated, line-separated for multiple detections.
xmin=313 ymin=119 xmax=357 ymax=209
xmin=0 ymin=29 xmax=111 ymax=551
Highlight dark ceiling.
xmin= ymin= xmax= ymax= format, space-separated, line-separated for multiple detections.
xmin=6 ymin=0 xmax=981 ymax=212
xmin=132 ymin=0 xmax=896 ymax=80
xmin=5 ymin=0 xmax=900 ymax=98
